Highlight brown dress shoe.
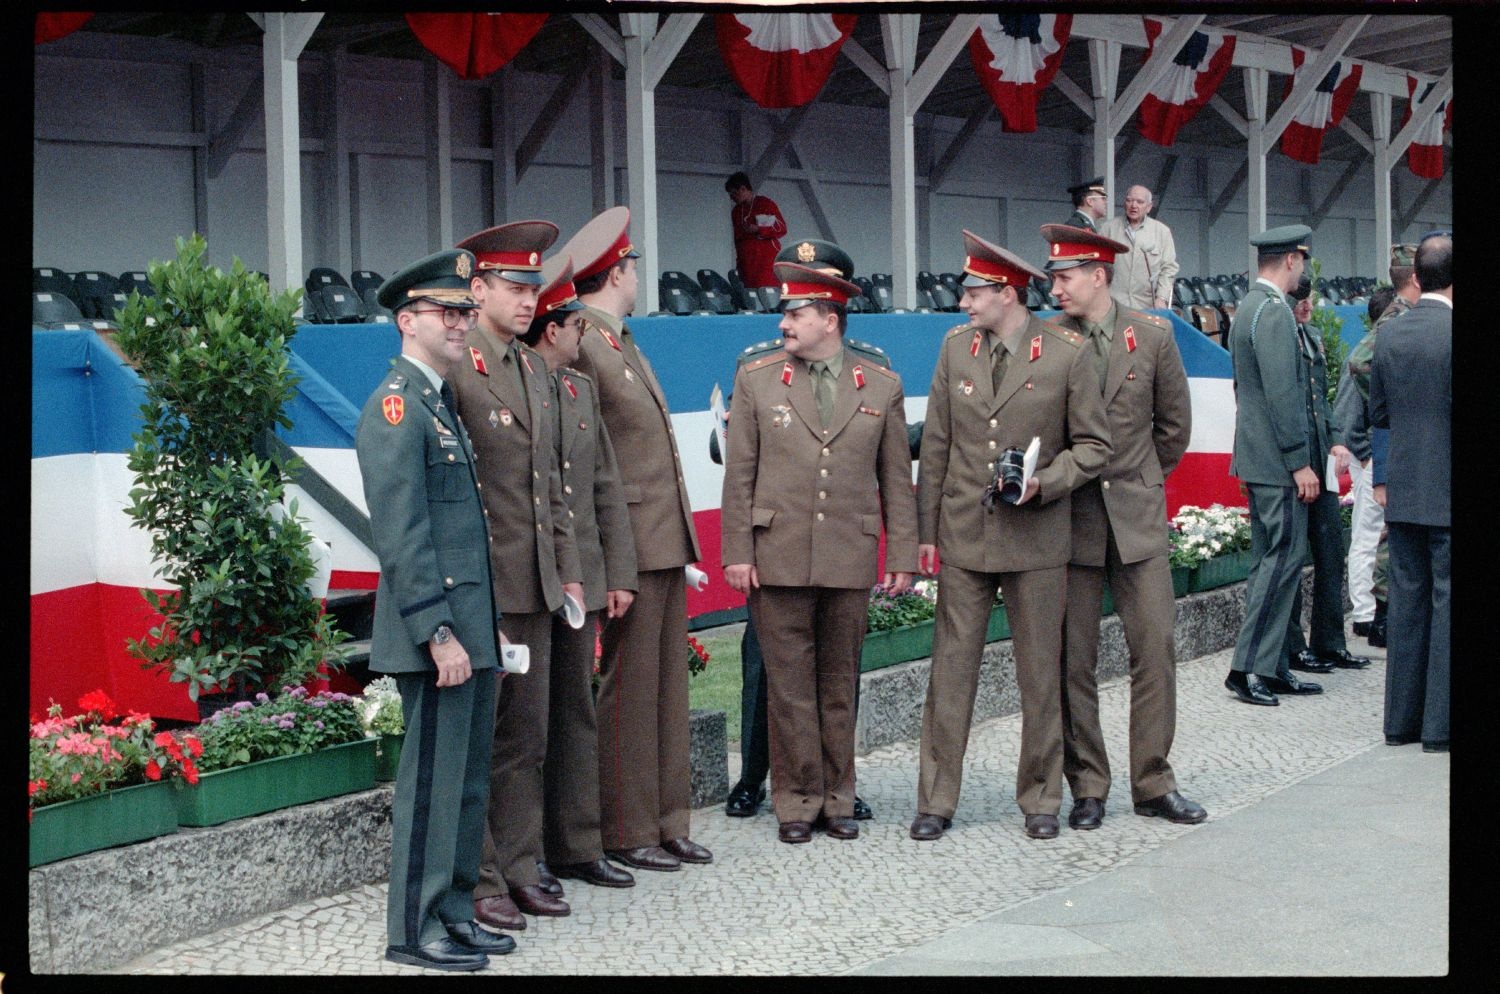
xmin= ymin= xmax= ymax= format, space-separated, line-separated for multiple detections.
xmin=474 ymin=894 xmax=526 ymax=931
xmin=535 ymin=861 xmax=563 ymax=897
xmin=661 ymin=837 xmax=713 ymax=863
xmin=909 ymin=812 xmax=951 ymax=841
xmin=553 ymin=857 xmax=636 ymax=888
xmin=825 ymin=816 xmax=859 ymax=840
xmin=1024 ymin=814 xmax=1060 ymax=839
xmin=605 ymin=845 xmax=682 ymax=872
xmin=778 ymin=821 xmax=814 ymax=843
xmin=510 ymin=884 xmax=570 ymax=917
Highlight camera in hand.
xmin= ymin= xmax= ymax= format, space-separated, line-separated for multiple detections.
xmin=982 ymin=446 xmax=1027 ymax=510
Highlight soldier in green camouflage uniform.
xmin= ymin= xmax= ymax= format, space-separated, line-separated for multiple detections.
xmin=1332 ymin=244 xmax=1419 ymax=647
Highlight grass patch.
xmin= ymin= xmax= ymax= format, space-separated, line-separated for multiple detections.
xmin=687 ymin=630 xmax=744 ymax=743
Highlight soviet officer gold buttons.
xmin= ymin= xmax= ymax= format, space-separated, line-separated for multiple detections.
xmin=563 ymin=461 xmax=571 ymax=470
xmin=564 ymin=485 xmax=573 ymax=494
xmin=989 ymin=418 xmax=998 ymax=428
xmin=818 ymin=491 xmax=827 ymax=500
xmin=822 ymin=447 xmax=830 ymax=457
xmin=817 ymin=512 xmax=825 ymax=521
xmin=1102 ymin=480 xmax=1111 ymax=490
xmin=820 ymin=468 xmax=828 ymax=477
xmin=988 ymin=440 xmax=998 ymax=449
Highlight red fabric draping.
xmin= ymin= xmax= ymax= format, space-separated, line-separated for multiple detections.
xmin=716 ymin=12 xmax=857 ymax=109
xmin=36 ymin=12 xmax=93 ymax=45
xmin=405 ymin=12 xmax=548 ymax=81
xmin=1280 ymin=45 xmax=1362 ymax=165
xmin=1136 ymin=17 xmax=1236 ymax=148
xmin=967 ymin=13 xmax=1072 ymax=133
xmin=1402 ymin=75 xmax=1452 ymax=180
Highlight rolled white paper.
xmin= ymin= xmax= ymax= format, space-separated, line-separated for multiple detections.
xmin=500 ymin=643 xmax=530 ymax=675
xmin=685 ymin=565 xmax=709 ymax=592
xmin=561 ymin=593 xmax=586 ymax=630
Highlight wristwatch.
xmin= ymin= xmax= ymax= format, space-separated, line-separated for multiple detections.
xmin=431 ymin=624 xmax=453 ymax=645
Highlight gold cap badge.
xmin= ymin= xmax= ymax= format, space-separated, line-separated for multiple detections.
xmin=456 ymin=254 xmax=471 ymax=279
xmin=529 ymin=252 xmax=539 ymax=265
xmin=797 ymin=242 xmax=815 ymax=262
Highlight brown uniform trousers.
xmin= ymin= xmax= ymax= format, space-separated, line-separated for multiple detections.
xmin=573 ymin=306 xmax=701 ymax=849
xmin=1054 ymin=307 xmax=1191 ymax=805
xmin=542 ymin=369 xmax=638 ymax=865
xmin=916 ymin=315 xmax=1111 ymax=818
xmin=721 ymin=348 xmax=918 ymax=823
xmin=451 ymin=328 xmax=580 ymax=894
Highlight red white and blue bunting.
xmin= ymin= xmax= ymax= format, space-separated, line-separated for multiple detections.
xmin=1136 ymin=18 xmax=1236 ymax=147
xmin=1280 ymin=45 xmax=1362 ymax=165
xmin=716 ymin=13 xmax=857 ymax=109
xmin=1402 ymin=75 xmax=1452 ymax=180
xmin=405 ymin=12 xmax=549 ymax=81
xmin=35 ymin=12 xmax=93 ymax=45
xmin=967 ymin=13 xmax=1073 ymax=133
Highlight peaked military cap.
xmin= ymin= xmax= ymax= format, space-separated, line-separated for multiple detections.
xmin=1039 ymin=224 xmax=1129 ymax=271
xmin=774 ymin=261 xmax=861 ymax=309
xmin=1066 ymin=176 xmax=1106 ymax=198
xmin=558 ymin=206 xmax=641 ymax=284
xmin=775 ymin=238 xmax=854 ymax=280
xmin=456 ymin=220 xmax=558 ymax=285
xmin=959 ymin=229 xmax=1046 ymax=288
xmin=538 ymin=254 xmax=585 ymax=314
xmin=1251 ymin=224 xmax=1312 ymax=258
xmin=377 ymin=249 xmax=480 ymax=312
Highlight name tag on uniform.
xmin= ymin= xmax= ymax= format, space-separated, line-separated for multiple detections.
xmin=439 ymin=436 xmax=460 ymax=448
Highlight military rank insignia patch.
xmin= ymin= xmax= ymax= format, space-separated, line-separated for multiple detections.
xmin=852 ymin=365 xmax=866 ymax=389
xmin=1124 ymin=327 xmax=1137 ymax=353
xmin=382 ymin=396 xmax=404 ymax=425
xmin=562 ymin=376 xmax=578 ymax=399
xmin=1030 ymin=336 xmax=1042 ymax=362
xmin=599 ymin=328 xmax=621 ymax=351
xmin=970 ymin=330 xmax=983 ymax=358
xmin=521 ymin=351 xmax=535 ymax=374
xmin=782 ymin=362 xmax=794 ymax=386
xmin=470 ymin=347 xmax=488 ymax=375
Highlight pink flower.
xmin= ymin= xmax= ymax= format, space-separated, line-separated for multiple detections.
xmin=70 ymin=773 xmax=82 ymax=784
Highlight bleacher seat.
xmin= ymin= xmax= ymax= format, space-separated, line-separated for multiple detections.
xmin=658 ymin=271 xmax=705 ymax=314
xmin=349 ymin=270 xmax=384 ymax=297
xmin=304 ymin=267 xmax=349 ymax=297
xmin=1190 ymin=304 xmax=1224 ymax=347
xmin=1024 ymin=285 xmax=1044 ymax=310
xmin=938 ymin=272 xmax=963 ymax=297
xmin=914 ymin=288 xmax=935 ymax=311
xmin=845 ymin=294 xmax=870 ymax=314
xmin=870 ymin=273 xmax=893 ymax=289
xmin=34 ymin=267 xmax=81 ymax=304
xmin=116 ymin=271 xmax=155 ymax=298
xmin=71 ymin=271 xmax=121 ymax=319
xmin=33 ymin=291 xmax=87 ymax=328
xmin=697 ymin=288 xmax=736 ymax=315
xmin=869 ymin=284 xmax=895 ymax=313
xmin=927 ymin=283 xmax=958 ymax=311
xmin=852 ymin=276 xmax=877 ymax=310
xmin=314 ymin=286 xmax=367 ymax=324
xmin=1174 ymin=278 xmax=1199 ymax=306
xmin=659 ymin=285 xmax=698 ymax=317
xmin=696 ymin=269 xmax=749 ymax=312
xmin=726 ymin=269 xmax=762 ymax=312
xmin=916 ymin=271 xmax=940 ymax=294
xmin=755 ymin=285 xmax=782 ymax=312
xmin=361 ymin=288 xmax=394 ymax=323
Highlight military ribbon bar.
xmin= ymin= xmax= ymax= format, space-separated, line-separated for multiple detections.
xmin=1030 ymin=336 xmax=1042 ymax=362
xmin=1123 ymin=326 xmax=1137 ymax=353
xmin=470 ymin=347 xmax=488 ymax=375
xmin=852 ymin=365 xmax=865 ymax=389
xmin=970 ymin=330 xmax=983 ymax=358
xmin=562 ymin=375 xmax=578 ymax=399
xmin=781 ymin=361 xmax=795 ymax=386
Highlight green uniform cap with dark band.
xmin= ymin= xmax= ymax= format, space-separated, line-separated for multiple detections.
xmin=1250 ymin=224 xmax=1312 ymax=258
xmin=377 ymin=249 xmax=480 ymax=311
xmin=774 ymin=238 xmax=855 ymax=281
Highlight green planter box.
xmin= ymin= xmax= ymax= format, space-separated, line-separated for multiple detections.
xmin=174 ymin=738 xmax=377 ymax=827
xmin=985 ymin=604 xmax=1010 ymax=642
xmin=1171 ymin=565 xmax=1192 ymax=598
xmin=374 ymin=733 xmax=404 ymax=782
xmin=30 ymin=780 xmax=178 ymax=868
xmin=1188 ymin=549 xmax=1255 ymax=592
xmin=860 ymin=619 xmax=935 ymax=672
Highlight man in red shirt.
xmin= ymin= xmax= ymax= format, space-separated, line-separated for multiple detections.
xmin=726 ymin=171 xmax=787 ymax=290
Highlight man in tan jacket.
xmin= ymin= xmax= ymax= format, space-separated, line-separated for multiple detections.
xmin=559 ymin=207 xmax=713 ymax=872
xmin=1040 ymin=223 xmax=1206 ymax=831
xmin=721 ymin=260 xmax=918 ymax=844
xmin=911 ymin=229 xmax=1111 ymax=842
xmin=451 ymin=221 xmax=585 ymax=927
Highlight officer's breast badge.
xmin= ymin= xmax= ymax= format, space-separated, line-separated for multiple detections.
xmin=960 ymin=379 xmax=974 ymax=396
xmin=771 ymin=404 xmax=793 ymax=429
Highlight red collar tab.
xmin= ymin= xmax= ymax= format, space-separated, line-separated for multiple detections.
xmin=520 ymin=350 xmax=535 ymax=375
xmin=782 ymin=361 xmax=794 ymax=386
xmin=598 ymin=327 xmax=621 ymax=351
xmin=852 ymin=365 xmax=866 ymax=389
xmin=1030 ymin=336 xmax=1042 ymax=362
xmin=562 ymin=375 xmax=578 ymax=399
xmin=970 ymin=330 xmax=983 ymax=358
xmin=470 ymin=347 xmax=488 ymax=376
xmin=1123 ymin=326 xmax=1137 ymax=353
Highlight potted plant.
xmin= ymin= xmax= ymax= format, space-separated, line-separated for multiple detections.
xmin=357 ymin=677 xmax=406 ymax=782
xmin=113 ymin=234 xmax=349 ymax=709
xmin=861 ymin=581 xmax=939 ymax=672
xmin=1171 ymin=504 xmax=1254 ymax=592
xmin=172 ymin=685 xmax=374 ymax=826
xmin=29 ymin=690 xmax=202 ymax=867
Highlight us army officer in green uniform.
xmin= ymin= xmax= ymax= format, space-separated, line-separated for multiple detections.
xmin=911 ymin=230 xmax=1111 ymax=843
xmin=1039 ymin=224 xmax=1205 ymax=831
xmin=356 ymin=249 xmax=515 ymax=971
xmin=1065 ymin=177 xmax=1107 ymax=233
xmin=1224 ymin=225 xmax=1325 ymax=706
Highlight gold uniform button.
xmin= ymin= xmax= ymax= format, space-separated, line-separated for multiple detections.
xmin=988 ymin=440 xmax=997 ymax=450
xmin=534 ymin=497 xmax=541 ymax=506
xmin=816 ymin=512 xmax=825 ymax=521
xmin=564 ymin=485 xmax=573 ymax=494
xmin=444 ymin=577 xmax=454 ymax=586
xmin=818 ymin=491 xmax=827 ymax=500
xmin=563 ymin=461 xmax=571 ymax=470
xmin=447 ymin=453 xmax=456 ymax=462
xmin=822 ymin=447 xmax=830 ymax=457
xmin=820 ymin=468 xmax=828 ymax=477
xmin=534 ymin=471 xmax=540 ymax=480
xmin=1102 ymin=480 xmax=1110 ymax=490
xmin=989 ymin=419 xmax=998 ymax=428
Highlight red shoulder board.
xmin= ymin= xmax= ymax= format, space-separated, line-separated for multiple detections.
xmin=470 ymin=347 xmax=488 ymax=376
xmin=382 ymin=395 xmax=404 ymax=426
xmin=1030 ymin=336 xmax=1042 ymax=362
xmin=781 ymin=361 xmax=794 ymax=386
xmin=970 ymin=330 xmax=983 ymax=358
xmin=598 ymin=327 xmax=621 ymax=351
xmin=520 ymin=351 xmax=535 ymax=375
xmin=1123 ymin=326 xmax=1137 ymax=353
xmin=562 ymin=375 xmax=578 ymax=400
xmin=852 ymin=365 xmax=866 ymax=390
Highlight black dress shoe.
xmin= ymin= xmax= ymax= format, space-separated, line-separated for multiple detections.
xmin=474 ymin=895 xmax=525 ymax=931
xmin=1024 ymin=814 xmax=1060 ymax=839
xmin=1366 ymin=619 xmax=1387 ymax=648
xmin=509 ymin=884 xmax=570 ymax=917
xmin=1133 ymin=790 xmax=1207 ymax=824
xmin=446 ymin=921 xmax=516 ymax=955
xmin=606 ymin=845 xmax=681 ymax=872
xmin=1321 ymin=648 xmax=1372 ymax=669
xmin=1351 ymin=620 xmax=1373 ymax=638
xmin=1263 ymin=674 xmax=1323 ymax=695
xmin=1422 ymin=741 xmax=1449 ymax=753
xmin=535 ymin=861 xmax=563 ymax=897
xmin=853 ymin=795 xmax=874 ymax=820
xmin=1385 ymin=734 xmax=1418 ymax=746
xmin=1288 ymin=649 xmax=1336 ymax=674
xmin=778 ymin=820 xmax=814 ymax=844
xmin=825 ymin=816 xmax=860 ymax=839
xmin=552 ymin=857 xmax=636 ymax=888
xmin=909 ymin=812 xmax=951 ymax=841
xmin=1225 ymin=671 xmax=1279 ymax=706
xmin=385 ymin=936 xmax=489 ymax=972
xmin=1068 ymin=796 xmax=1105 ymax=830
xmin=662 ymin=837 xmax=713 ymax=863
xmin=724 ymin=780 xmax=765 ymax=817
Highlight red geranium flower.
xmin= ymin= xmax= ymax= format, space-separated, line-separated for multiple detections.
xmin=185 ymin=736 xmax=204 ymax=758
xmin=77 ymin=689 xmax=119 ymax=719
xmin=144 ymin=760 xmax=162 ymax=781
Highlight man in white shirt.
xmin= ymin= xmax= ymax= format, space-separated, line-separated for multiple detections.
xmin=1100 ymin=186 xmax=1179 ymax=311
